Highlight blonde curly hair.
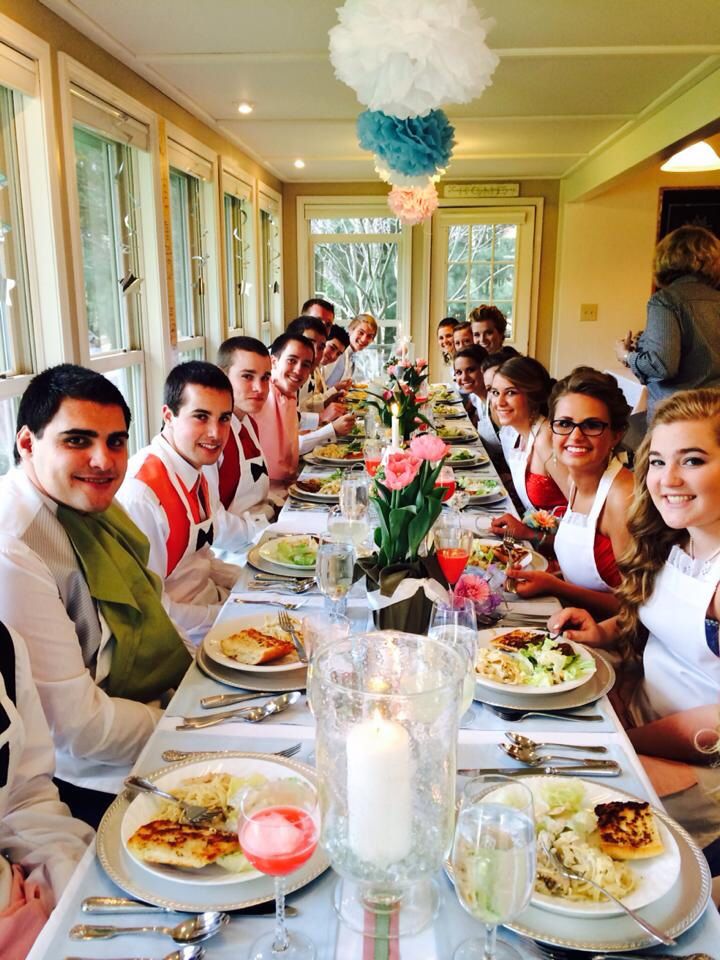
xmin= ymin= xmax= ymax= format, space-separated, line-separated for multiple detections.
xmin=616 ymin=388 xmax=720 ymax=657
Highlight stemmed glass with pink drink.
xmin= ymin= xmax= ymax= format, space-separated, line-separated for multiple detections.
xmin=239 ymin=779 xmax=320 ymax=960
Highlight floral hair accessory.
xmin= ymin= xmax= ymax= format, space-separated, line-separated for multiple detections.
xmin=522 ymin=508 xmax=561 ymax=533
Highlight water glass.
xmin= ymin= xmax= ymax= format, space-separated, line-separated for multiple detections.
xmin=315 ymin=540 xmax=355 ymax=615
xmin=451 ymin=779 xmax=535 ymax=960
xmin=339 ymin=474 xmax=369 ymax=519
xmin=428 ymin=599 xmax=477 ymax=714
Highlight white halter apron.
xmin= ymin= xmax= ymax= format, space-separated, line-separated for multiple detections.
xmin=554 ymin=459 xmax=623 ymax=592
xmin=504 ymin=420 xmax=543 ymax=513
xmin=231 ymin=416 xmax=270 ymax=515
xmin=636 ymin=547 xmax=720 ymax=723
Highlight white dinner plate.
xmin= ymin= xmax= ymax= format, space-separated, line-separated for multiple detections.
xmin=288 ymin=481 xmax=339 ymax=502
xmin=120 ymin=756 xmax=317 ymax=887
xmin=522 ymin=776 xmax=680 ymax=917
xmin=257 ymin=536 xmax=319 ymax=571
xmin=474 ymin=627 xmax=596 ymax=695
xmin=446 ymin=448 xmax=490 ymax=468
xmin=437 ymin=425 xmax=479 ymax=444
xmin=197 ymin=644 xmax=307 ymax=692
xmin=433 ymin=405 xmax=466 ymax=419
xmin=203 ymin=613 xmax=306 ymax=674
xmin=309 ymin=449 xmax=366 ymax=467
xmin=457 ymin=477 xmax=506 ymax=503
xmin=469 ymin=539 xmax=548 ymax=573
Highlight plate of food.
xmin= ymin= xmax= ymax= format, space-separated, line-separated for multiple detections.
xmin=197 ymin=644 xmax=307 ymax=693
xmin=433 ymin=403 xmax=466 ymax=419
xmin=257 ymin=535 xmax=319 ymax=570
xmin=289 ymin=471 xmax=342 ymax=502
xmin=474 ymin=628 xmax=596 ymax=695
xmin=446 ymin=447 xmax=489 ymax=468
xmin=523 ymin=777 xmax=681 ymax=917
xmin=437 ymin=424 xmax=478 ymax=443
xmin=311 ymin=440 xmax=365 ymax=464
xmin=457 ymin=476 xmax=506 ymax=503
xmin=203 ymin=613 xmax=305 ymax=673
xmin=470 ymin=538 xmax=547 ymax=573
xmin=429 ymin=384 xmax=461 ymax=403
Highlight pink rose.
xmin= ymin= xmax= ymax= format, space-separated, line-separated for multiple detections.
xmin=410 ymin=434 xmax=449 ymax=462
xmin=383 ymin=451 xmax=422 ymax=490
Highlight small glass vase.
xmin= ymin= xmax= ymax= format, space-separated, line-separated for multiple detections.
xmin=310 ymin=630 xmax=464 ymax=937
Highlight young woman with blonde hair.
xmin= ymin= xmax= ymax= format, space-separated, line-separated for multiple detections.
xmin=549 ymin=387 xmax=720 ymax=865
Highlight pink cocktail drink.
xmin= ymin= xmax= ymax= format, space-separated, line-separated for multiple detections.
xmin=365 ymin=457 xmax=381 ymax=478
xmin=240 ymin=805 xmax=318 ymax=877
xmin=435 ymin=478 xmax=456 ymax=502
xmin=437 ymin=546 xmax=469 ymax=586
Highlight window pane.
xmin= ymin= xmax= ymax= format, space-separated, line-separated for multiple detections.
xmin=170 ymin=169 xmax=205 ymax=341
xmin=313 ymin=239 xmax=398 ymax=324
xmin=224 ymin=192 xmax=253 ymax=332
xmin=0 ymin=393 xmax=19 ymax=476
xmin=103 ymin=364 xmax=147 ymax=453
xmin=177 ymin=344 xmax=204 ymax=362
xmin=74 ymin=126 xmax=141 ymax=355
xmin=448 ymin=225 xmax=469 ymax=261
xmin=260 ymin=207 xmax=281 ymax=334
xmin=310 ymin=216 xmax=400 ymax=235
xmin=0 ymin=86 xmax=33 ymax=377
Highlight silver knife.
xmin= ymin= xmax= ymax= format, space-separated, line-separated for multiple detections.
xmin=458 ymin=764 xmax=621 ymax=777
xmin=178 ymin=691 xmax=302 ymax=729
xmin=81 ymin=896 xmax=296 ymax=918
xmin=200 ymin=691 xmax=274 ymax=709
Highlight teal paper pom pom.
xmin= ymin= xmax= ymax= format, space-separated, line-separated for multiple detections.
xmin=357 ymin=109 xmax=455 ymax=177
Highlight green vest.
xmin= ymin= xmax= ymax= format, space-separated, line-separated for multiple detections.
xmin=56 ymin=502 xmax=191 ymax=701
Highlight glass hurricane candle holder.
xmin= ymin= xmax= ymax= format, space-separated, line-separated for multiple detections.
xmin=309 ymin=630 xmax=464 ymax=936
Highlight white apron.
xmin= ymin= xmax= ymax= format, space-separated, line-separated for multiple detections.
xmin=232 ymin=416 xmax=270 ymax=515
xmin=554 ymin=459 xmax=623 ymax=592
xmin=0 ymin=662 xmax=21 ymax=909
xmin=503 ymin=421 xmax=543 ymax=513
xmin=637 ymin=547 xmax=720 ymax=722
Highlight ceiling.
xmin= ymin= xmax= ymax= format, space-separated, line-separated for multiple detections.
xmin=42 ymin=0 xmax=720 ymax=184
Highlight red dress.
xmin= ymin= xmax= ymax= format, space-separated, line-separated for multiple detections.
xmin=524 ymin=472 xmax=567 ymax=514
xmin=593 ymin=530 xmax=621 ymax=588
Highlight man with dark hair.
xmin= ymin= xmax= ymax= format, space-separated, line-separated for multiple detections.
xmin=253 ymin=332 xmax=315 ymax=482
xmin=0 ymin=364 xmax=190 ymax=817
xmin=322 ymin=323 xmax=350 ymax=370
xmin=211 ymin=336 xmax=277 ymax=551
xmin=300 ymin=297 xmax=334 ymax=331
xmin=118 ymin=361 xmax=241 ymax=640
xmin=287 ymin=317 xmax=354 ymax=443
xmin=469 ymin=304 xmax=507 ymax=353
xmin=437 ymin=317 xmax=459 ymax=365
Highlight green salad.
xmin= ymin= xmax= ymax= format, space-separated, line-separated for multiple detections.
xmin=448 ymin=448 xmax=475 ymax=461
xmin=273 ymin=537 xmax=318 ymax=566
xmin=512 ymin=635 xmax=594 ymax=687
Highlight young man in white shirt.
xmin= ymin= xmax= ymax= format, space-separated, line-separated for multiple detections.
xmin=324 ymin=313 xmax=378 ymax=387
xmin=0 ymin=364 xmax=190 ymax=820
xmin=118 ymin=362 xmax=242 ymax=642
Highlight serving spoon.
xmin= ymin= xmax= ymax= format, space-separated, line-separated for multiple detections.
xmin=65 ymin=948 xmax=205 ymax=960
xmin=70 ymin=911 xmax=229 ymax=944
xmin=505 ymin=732 xmax=607 ymax=753
xmin=499 ymin=742 xmax=619 ymax=770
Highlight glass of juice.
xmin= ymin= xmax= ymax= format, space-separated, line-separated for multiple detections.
xmin=435 ymin=464 xmax=457 ymax=502
xmin=363 ymin=437 xmax=383 ymax=477
xmin=239 ymin=778 xmax=320 ymax=960
xmin=435 ymin=525 xmax=472 ymax=600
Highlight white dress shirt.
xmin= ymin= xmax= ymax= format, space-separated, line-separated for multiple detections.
xmin=0 ymin=469 xmax=162 ymax=793
xmin=0 ymin=626 xmax=92 ymax=905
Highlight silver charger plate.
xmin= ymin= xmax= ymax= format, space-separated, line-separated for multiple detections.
xmin=506 ymin=787 xmax=710 ymax=951
xmin=247 ymin=541 xmax=317 ymax=578
xmin=288 ymin=486 xmax=339 ymax=504
xmin=97 ymin=752 xmax=328 ymax=912
xmin=473 ymin=648 xmax=615 ymax=710
xmin=196 ymin=644 xmax=308 ymax=692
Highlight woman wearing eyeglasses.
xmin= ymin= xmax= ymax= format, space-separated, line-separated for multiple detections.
xmin=547 ymin=388 xmax=720 ymax=868
xmin=506 ymin=367 xmax=634 ymax=617
xmin=488 ymin=356 xmax=568 ymax=543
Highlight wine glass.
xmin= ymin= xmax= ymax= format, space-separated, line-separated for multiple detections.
xmin=315 ymin=540 xmax=355 ymax=615
xmin=460 ymin=775 xmax=535 ymax=819
xmin=363 ymin=437 xmax=383 ymax=477
xmin=428 ymin=599 xmax=477 ymax=714
xmin=435 ymin=525 xmax=473 ymax=600
xmin=435 ymin=465 xmax=457 ymax=502
xmin=339 ymin=474 xmax=370 ymax=519
xmin=451 ymin=778 xmax=535 ymax=960
xmin=239 ymin=779 xmax=320 ymax=960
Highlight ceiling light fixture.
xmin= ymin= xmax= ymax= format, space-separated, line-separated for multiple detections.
xmin=661 ymin=141 xmax=720 ymax=173
xmin=294 ymin=158 xmax=306 ymax=169
xmin=237 ymin=102 xmax=254 ymax=115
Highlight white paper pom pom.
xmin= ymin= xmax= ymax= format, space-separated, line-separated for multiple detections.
xmin=329 ymin=0 xmax=499 ymax=119
xmin=374 ymin=158 xmax=443 ymax=190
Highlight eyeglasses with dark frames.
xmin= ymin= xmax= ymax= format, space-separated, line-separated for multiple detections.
xmin=550 ymin=418 xmax=609 ymax=437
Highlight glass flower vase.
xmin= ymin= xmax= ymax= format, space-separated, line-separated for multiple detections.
xmin=309 ymin=630 xmax=464 ymax=937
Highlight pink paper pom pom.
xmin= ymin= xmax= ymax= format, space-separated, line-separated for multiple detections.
xmin=387 ymin=183 xmax=439 ymax=226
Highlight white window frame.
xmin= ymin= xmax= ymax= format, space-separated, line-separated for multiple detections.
xmin=297 ymin=195 xmax=412 ymax=339
xmin=257 ymin=181 xmax=283 ymax=343
xmin=428 ymin=198 xmax=543 ymax=379
xmin=221 ymin=162 xmax=258 ymax=339
xmin=58 ymin=54 xmax=171 ymax=440
xmin=166 ymin=123 xmax=222 ymax=362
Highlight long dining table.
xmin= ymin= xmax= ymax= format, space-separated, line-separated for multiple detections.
xmin=27 ymin=388 xmax=720 ymax=960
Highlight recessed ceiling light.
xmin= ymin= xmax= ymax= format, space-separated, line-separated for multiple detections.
xmin=237 ymin=102 xmax=254 ymax=115
xmin=661 ymin=141 xmax=720 ymax=172
xmin=294 ymin=158 xmax=306 ymax=169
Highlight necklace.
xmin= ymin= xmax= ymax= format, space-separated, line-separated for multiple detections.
xmin=689 ymin=537 xmax=720 ymax=568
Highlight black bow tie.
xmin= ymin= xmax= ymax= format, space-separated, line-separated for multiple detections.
xmin=196 ymin=525 xmax=214 ymax=551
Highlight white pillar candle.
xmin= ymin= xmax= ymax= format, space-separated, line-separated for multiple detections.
xmin=390 ymin=402 xmax=401 ymax=449
xmin=346 ymin=711 xmax=413 ymax=865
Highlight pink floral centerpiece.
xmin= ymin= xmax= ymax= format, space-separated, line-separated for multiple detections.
xmin=369 ymin=359 xmax=431 ymax=443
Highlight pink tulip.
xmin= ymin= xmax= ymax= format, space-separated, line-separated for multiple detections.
xmin=409 ymin=434 xmax=449 ymax=462
xmin=416 ymin=358 xmax=427 ymax=368
xmin=383 ymin=451 xmax=422 ymax=490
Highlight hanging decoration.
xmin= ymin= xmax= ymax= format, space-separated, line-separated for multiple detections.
xmin=329 ymin=0 xmax=498 ymax=120
xmin=374 ymin=160 xmax=441 ymax=191
xmin=357 ymin=109 xmax=455 ymax=179
xmin=387 ymin=183 xmax=439 ymax=226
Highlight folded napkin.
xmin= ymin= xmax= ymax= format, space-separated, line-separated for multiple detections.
xmin=365 ymin=576 xmax=449 ymax=613
xmin=273 ymin=512 xmax=329 ymax=536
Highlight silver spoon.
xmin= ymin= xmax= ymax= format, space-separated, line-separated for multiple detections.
xmin=65 ymin=948 xmax=205 ymax=960
xmin=70 ymin=911 xmax=229 ymax=944
xmin=177 ymin=690 xmax=301 ymax=730
xmin=505 ymin=732 xmax=608 ymax=754
xmin=499 ymin=742 xmax=619 ymax=770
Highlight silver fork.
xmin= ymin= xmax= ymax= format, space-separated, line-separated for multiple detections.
xmin=161 ymin=743 xmax=302 ymax=763
xmin=124 ymin=776 xmax=223 ymax=824
xmin=232 ymin=596 xmax=304 ymax=609
xmin=277 ymin=609 xmax=308 ymax=662
xmin=539 ymin=833 xmax=676 ymax=946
